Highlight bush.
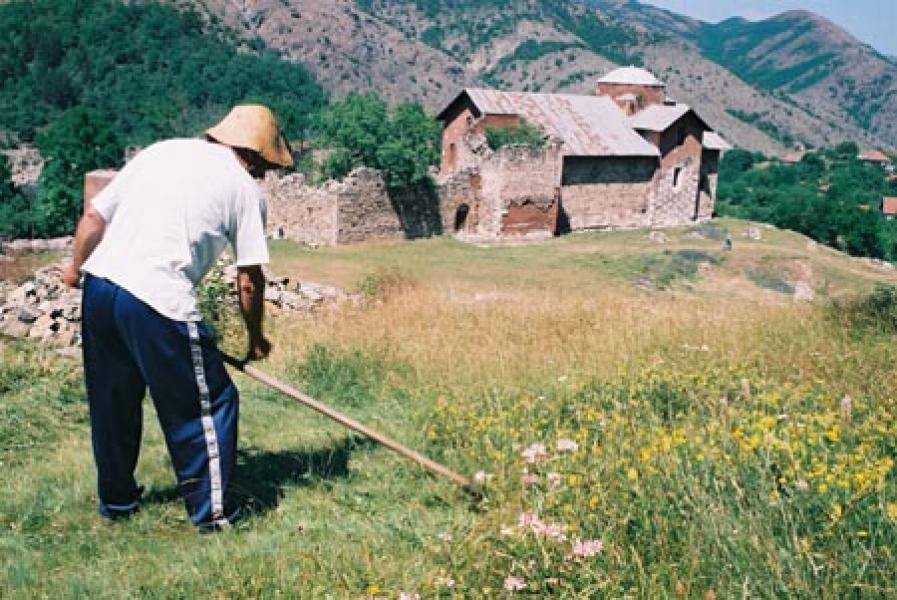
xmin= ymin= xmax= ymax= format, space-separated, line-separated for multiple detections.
xmin=485 ymin=118 xmax=545 ymax=151
xmin=829 ymin=284 xmax=897 ymax=334
xmin=354 ymin=267 xmax=417 ymax=302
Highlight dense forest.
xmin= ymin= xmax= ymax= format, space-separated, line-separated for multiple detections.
xmin=0 ymin=0 xmax=447 ymax=239
xmin=716 ymin=143 xmax=897 ymax=259
xmin=0 ymin=0 xmax=327 ymax=237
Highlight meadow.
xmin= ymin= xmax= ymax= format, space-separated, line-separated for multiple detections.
xmin=2 ymin=219 xmax=897 ymax=598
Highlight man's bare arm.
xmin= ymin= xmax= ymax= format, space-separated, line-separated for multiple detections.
xmin=237 ymin=264 xmax=271 ymax=361
xmin=63 ymin=208 xmax=106 ymax=287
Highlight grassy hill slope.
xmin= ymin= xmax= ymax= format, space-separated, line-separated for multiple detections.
xmin=3 ymin=220 xmax=897 ymax=597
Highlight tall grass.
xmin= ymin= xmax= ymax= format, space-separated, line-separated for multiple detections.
xmin=3 ymin=227 xmax=897 ymax=597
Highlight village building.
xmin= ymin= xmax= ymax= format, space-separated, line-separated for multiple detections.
xmin=859 ymin=150 xmax=892 ymax=165
xmin=882 ymin=197 xmax=897 ymax=220
xmin=436 ymin=66 xmax=731 ymax=241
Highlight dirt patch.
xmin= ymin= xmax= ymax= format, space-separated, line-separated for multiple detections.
xmin=0 ymin=253 xmax=62 ymax=285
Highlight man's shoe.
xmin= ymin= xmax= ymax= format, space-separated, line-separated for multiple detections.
xmin=98 ymin=486 xmax=144 ymax=523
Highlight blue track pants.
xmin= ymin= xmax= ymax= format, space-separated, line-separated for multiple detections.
xmin=81 ymin=274 xmax=239 ymax=529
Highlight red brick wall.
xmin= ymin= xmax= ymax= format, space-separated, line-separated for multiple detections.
xmin=441 ymin=108 xmax=522 ymax=177
xmin=441 ymin=106 xmax=477 ymax=176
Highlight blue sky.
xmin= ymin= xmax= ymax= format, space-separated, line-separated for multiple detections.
xmin=641 ymin=0 xmax=897 ymax=55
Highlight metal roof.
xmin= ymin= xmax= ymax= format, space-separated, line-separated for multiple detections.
xmin=859 ymin=150 xmax=891 ymax=162
xmin=461 ymin=89 xmax=659 ymax=157
xmin=702 ymin=131 xmax=732 ymax=151
xmin=627 ymin=103 xmax=693 ymax=132
xmin=597 ymin=66 xmax=664 ymax=87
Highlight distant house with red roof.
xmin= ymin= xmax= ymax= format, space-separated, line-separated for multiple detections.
xmin=859 ymin=150 xmax=891 ymax=164
xmin=882 ymin=197 xmax=897 ymax=219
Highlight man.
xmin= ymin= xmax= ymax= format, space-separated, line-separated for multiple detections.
xmin=62 ymin=105 xmax=292 ymax=531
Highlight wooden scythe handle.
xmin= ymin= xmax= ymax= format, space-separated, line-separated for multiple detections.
xmin=221 ymin=353 xmax=477 ymax=494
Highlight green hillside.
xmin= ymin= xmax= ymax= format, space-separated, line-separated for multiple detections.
xmin=0 ymin=0 xmax=327 ymax=146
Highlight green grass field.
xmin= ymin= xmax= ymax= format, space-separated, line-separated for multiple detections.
xmin=3 ymin=219 xmax=897 ymax=598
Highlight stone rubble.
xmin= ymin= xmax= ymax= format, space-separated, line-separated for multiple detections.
xmin=0 ymin=237 xmax=73 ymax=255
xmin=0 ymin=265 xmax=81 ymax=346
xmin=0 ymin=262 xmax=359 ymax=348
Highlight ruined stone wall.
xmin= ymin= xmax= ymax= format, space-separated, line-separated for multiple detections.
xmin=263 ymin=172 xmax=338 ymax=247
xmin=483 ymin=143 xmax=561 ymax=240
xmin=436 ymin=141 xmax=561 ymax=241
xmin=437 ymin=170 xmax=481 ymax=236
xmin=334 ymin=169 xmax=406 ymax=244
xmin=265 ymin=169 xmax=439 ymax=247
xmin=560 ymin=157 xmax=656 ymax=230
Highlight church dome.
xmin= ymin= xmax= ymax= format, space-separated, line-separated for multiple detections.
xmin=597 ymin=66 xmax=664 ymax=87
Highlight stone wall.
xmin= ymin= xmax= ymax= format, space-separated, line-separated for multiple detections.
xmin=560 ymin=157 xmax=656 ymax=230
xmin=264 ymin=168 xmax=441 ymax=247
xmin=650 ymin=119 xmax=707 ymax=226
xmin=264 ymin=172 xmax=338 ymax=247
xmin=438 ymin=141 xmax=561 ymax=241
xmin=333 ymin=169 xmax=404 ymax=244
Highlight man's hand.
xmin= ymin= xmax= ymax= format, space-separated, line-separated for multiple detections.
xmin=62 ymin=264 xmax=81 ymax=288
xmin=247 ymin=336 xmax=272 ymax=361
xmin=237 ymin=265 xmax=268 ymax=361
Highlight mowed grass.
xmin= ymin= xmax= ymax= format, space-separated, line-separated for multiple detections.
xmin=3 ymin=219 xmax=897 ymax=598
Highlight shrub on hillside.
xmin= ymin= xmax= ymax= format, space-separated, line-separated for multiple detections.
xmin=485 ymin=118 xmax=545 ymax=151
xmin=829 ymin=284 xmax=897 ymax=334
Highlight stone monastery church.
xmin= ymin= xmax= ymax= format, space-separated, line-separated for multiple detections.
xmin=437 ymin=66 xmax=731 ymax=241
xmin=85 ymin=67 xmax=732 ymax=247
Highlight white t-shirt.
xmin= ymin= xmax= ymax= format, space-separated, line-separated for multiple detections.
xmin=83 ymin=138 xmax=269 ymax=322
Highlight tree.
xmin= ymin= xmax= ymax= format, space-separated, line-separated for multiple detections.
xmin=0 ymin=153 xmax=28 ymax=238
xmin=375 ymin=102 xmax=442 ymax=188
xmin=318 ymin=94 xmax=441 ymax=189
xmin=34 ymin=107 xmax=124 ymax=236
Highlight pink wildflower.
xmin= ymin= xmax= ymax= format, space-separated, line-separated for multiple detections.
xmin=556 ymin=438 xmax=579 ymax=452
xmin=543 ymin=522 xmax=568 ymax=542
xmin=518 ymin=511 xmax=542 ymax=528
xmin=569 ymin=539 xmax=604 ymax=559
xmin=547 ymin=472 xmax=561 ymax=488
xmin=521 ymin=473 xmax=540 ymax=487
xmin=521 ymin=443 xmax=547 ymax=464
xmin=473 ymin=470 xmax=488 ymax=484
xmin=504 ymin=576 xmax=526 ymax=592
xmin=398 ymin=593 xmax=420 ymax=600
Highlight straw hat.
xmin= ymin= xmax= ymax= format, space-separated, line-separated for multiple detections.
xmin=206 ymin=104 xmax=293 ymax=168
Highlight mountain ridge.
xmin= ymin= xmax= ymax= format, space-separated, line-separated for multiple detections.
xmin=180 ymin=0 xmax=894 ymax=154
